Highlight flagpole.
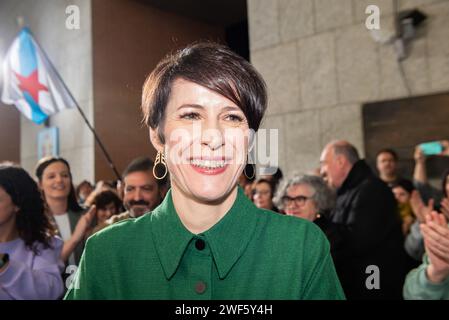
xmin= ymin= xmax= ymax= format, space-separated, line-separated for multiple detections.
xmin=69 ymin=98 xmax=122 ymax=181
xmin=28 ymin=29 xmax=122 ymax=181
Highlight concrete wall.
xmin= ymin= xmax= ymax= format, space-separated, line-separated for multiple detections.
xmin=0 ymin=0 xmax=94 ymax=184
xmin=248 ymin=0 xmax=449 ymax=177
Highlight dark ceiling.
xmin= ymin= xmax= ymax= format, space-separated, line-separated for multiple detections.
xmin=139 ymin=0 xmax=247 ymax=27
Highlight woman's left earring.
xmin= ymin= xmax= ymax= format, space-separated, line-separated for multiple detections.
xmin=244 ymin=156 xmax=255 ymax=180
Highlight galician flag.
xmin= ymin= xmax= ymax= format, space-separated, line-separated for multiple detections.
xmin=1 ymin=28 xmax=76 ymax=124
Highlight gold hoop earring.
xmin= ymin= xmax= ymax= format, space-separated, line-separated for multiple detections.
xmin=153 ymin=151 xmax=168 ymax=180
xmin=244 ymin=156 xmax=255 ymax=180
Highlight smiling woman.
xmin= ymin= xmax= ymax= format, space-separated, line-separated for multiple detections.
xmin=35 ymin=157 xmax=95 ymax=267
xmin=65 ymin=42 xmax=345 ymax=300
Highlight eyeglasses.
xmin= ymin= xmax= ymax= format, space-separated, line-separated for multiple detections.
xmin=252 ymin=190 xmax=271 ymax=196
xmin=282 ymin=195 xmax=312 ymax=206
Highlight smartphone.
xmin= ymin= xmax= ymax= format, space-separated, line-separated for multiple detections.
xmin=420 ymin=141 xmax=443 ymax=155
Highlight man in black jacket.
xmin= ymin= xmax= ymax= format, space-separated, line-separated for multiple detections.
xmin=320 ymin=140 xmax=407 ymax=300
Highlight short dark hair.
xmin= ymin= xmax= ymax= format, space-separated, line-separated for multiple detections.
xmin=141 ymin=42 xmax=267 ymax=144
xmin=376 ymin=148 xmax=399 ymax=162
xmin=392 ymin=179 xmax=415 ymax=194
xmin=92 ymin=190 xmax=122 ymax=212
xmin=273 ymin=167 xmax=283 ymax=183
xmin=333 ymin=143 xmax=360 ymax=165
xmin=75 ymin=180 xmax=93 ymax=196
xmin=252 ymin=178 xmax=276 ymax=196
xmin=122 ymin=157 xmax=154 ymax=179
xmin=0 ymin=162 xmax=56 ymax=253
xmin=35 ymin=156 xmax=83 ymax=213
xmin=122 ymin=156 xmax=168 ymax=187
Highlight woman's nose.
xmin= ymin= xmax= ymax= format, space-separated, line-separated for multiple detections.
xmin=201 ymin=125 xmax=224 ymax=150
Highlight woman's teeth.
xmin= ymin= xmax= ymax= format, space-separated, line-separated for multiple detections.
xmin=190 ymin=159 xmax=226 ymax=169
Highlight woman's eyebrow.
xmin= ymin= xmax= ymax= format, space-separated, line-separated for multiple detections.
xmin=221 ymin=106 xmax=241 ymax=112
xmin=177 ymin=104 xmax=204 ymax=111
xmin=177 ymin=104 xmax=242 ymax=113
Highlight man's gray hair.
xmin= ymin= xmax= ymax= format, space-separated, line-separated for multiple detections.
xmin=332 ymin=141 xmax=360 ymax=165
xmin=273 ymin=174 xmax=336 ymax=213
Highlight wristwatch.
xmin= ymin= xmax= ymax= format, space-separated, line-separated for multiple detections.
xmin=0 ymin=253 xmax=9 ymax=269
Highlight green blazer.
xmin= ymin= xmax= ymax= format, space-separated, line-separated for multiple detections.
xmin=65 ymin=186 xmax=345 ymax=300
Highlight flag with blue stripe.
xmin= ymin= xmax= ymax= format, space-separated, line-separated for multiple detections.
xmin=1 ymin=28 xmax=76 ymax=124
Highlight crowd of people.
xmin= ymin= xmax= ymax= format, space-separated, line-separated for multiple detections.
xmin=1 ymin=42 xmax=448 ymax=300
xmin=0 ymin=156 xmax=167 ymax=299
xmin=1 ymin=139 xmax=448 ymax=300
xmin=239 ymin=141 xmax=449 ymax=299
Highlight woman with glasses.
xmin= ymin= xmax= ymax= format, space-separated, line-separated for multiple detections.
xmin=251 ymin=178 xmax=280 ymax=213
xmin=274 ymin=174 xmax=335 ymax=229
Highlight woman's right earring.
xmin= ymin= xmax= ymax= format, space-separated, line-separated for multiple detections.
xmin=153 ymin=151 xmax=168 ymax=180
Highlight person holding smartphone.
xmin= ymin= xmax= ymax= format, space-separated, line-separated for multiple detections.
xmin=413 ymin=140 xmax=449 ymax=210
xmin=405 ymin=141 xmax=449 ymax=265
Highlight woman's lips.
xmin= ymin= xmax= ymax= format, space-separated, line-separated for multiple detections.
xmin=190 ymin=163 xmax=228 ymax=175
xmin=188 ymin=156 xmax=232 ymax=175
